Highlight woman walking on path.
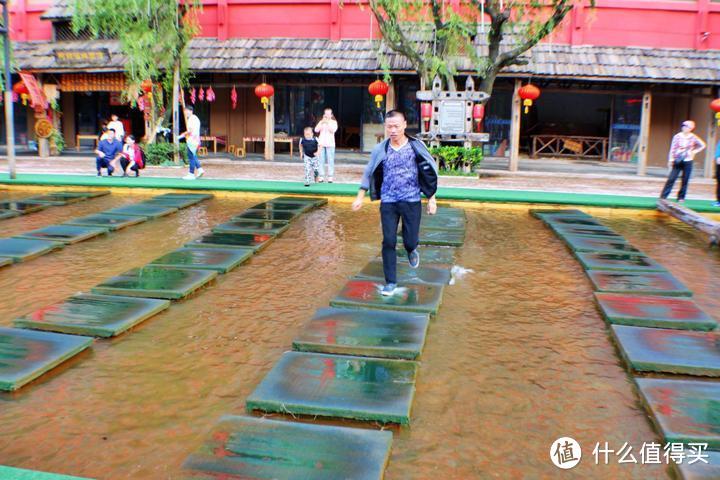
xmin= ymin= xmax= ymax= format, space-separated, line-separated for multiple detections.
xmin=314 ymin=108 xmax=338 ymax=183
xmin=660 ymin=120 xmax=706 ymax=203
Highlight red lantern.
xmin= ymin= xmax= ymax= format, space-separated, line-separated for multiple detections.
xmin=140 ymin=79 xmax=153 ymax=102
xmin=231 ymin=86 xmax=238 ymax=110
xmin=420 ymin=102 xmax=432 ymax=131
xmin=518 ymin=83 xmax=540 ymax=114
xmin=711 ymin=98 xmax=720 ymax=127
xmin=254 ymin=83 xmax=274 ymax=110
xmin=368 ymin=80 xmax=389 ymax=109
xmin=12 ymin=81 xmax=29 ymax=106
xmin=472 ymin=103 xmax=485 ymax=132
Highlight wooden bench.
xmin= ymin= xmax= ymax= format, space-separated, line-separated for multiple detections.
xmin=76 ymin=134 xmax=99 ymax=151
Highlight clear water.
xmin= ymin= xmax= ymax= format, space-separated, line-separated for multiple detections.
xmin=2 ymin=191 xmax=715 ymax=479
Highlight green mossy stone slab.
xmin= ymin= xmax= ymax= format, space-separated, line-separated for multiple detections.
xmin=0 ymin=465 xmax=92 ymax=479
xmin=673 ymin=449 xmax=720 ymax=480
xmin=542 ymin=216 xmax=604 ymax=227
xmin=63 ymin=213 xmax=146 ymax=231
xmin=434 ymin=207 xmax=466 ymax=218
xmin=293 ymin=307 xmax=430 ymax=359
xmin=212 ymin=219 xmax=290 ymax=236
xmin=575 ymin=252 xmax=667 ymax=272
xmin=0 ymin=238 xmax=64 ymax=262
xmin=14 ymin=293 xmax=170 ymax=338
xmin=392 ymin=246 xmax=456 ymax=265
xmin=186 ymin=232 xmax=275 ymax=252
xmin=529 ymin=209 xmax=591 ymax=218
xmin=0 ymin=327 xmax=93 ymax=391
xmin=15 ymin=225 xmax=109 ymax=244
xmin=57 ymin=190 xmax=110 ymax=199
xmin=103 ymin=204 xmax=178 ymax=219
xmin=330 ymin=279 xmax=444 ymax=315
xmin=91 ymin=266 xmax=218 ymax=300
xmin=419 ymin=214 xmax=467 ymax=232
xmin=246 ymin=351 xmax=418 ymax=425
xmin=233 ymin=209 xmax=298 ymax=222
xmin=183 ymin=415 xmax=392 ymax=480
xmin=154 ymin=193 xmax=213 ymax=200
xmin=249 ymin=201 xmax=311 ymax=213
xmin=549 ymin=224 xmax=622 ymax=238
xmin=273 ymin=196 xmax=328 ymax=207
xmin=24 ymin=194 xmax=72 ymax=206
xmin=143 ymin=197 xmax=204 ymax=209
xmin=560 ymin=235 xmax=642 ymax=254
xmin=0 ymin=201 xmax=48 ymax=214
xmin=612 ymin=325 xmax=720 ymax=376
xmin=0 ymin=257 xmax=12 ymax=268
xmin=148 ymin=247 xmax=253 ymax=273
xmin=356 ymin=260 xmax=451 ymax=285
xmin=595 ymin=293 xmax=717 ymax=330
xmin=588 ymin=271 xmax=692 ymax=297
xmin=636 ymin=377 xmax=720 ymax=449
xmin=399 ymin=230 xmax=465 ymax=247
xmin=0 ymin=209 xmax=20 ymax=220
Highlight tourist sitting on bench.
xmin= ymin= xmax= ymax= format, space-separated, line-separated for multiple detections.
xmin=94 ymin=128 xmax=122 ymax=176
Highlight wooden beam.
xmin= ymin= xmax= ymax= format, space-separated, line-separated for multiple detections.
xmin=264 ymin=95 xmax=274 ymax=161
xmin=508 ymin=79 xmax=521 ymax=172
xmin=703 ymin=113 xmax=717 ymax=179
xmin=637 ymin=90 xmax=652 ymax=176
xmin=657 ymin=199 xmax=720 ymax=246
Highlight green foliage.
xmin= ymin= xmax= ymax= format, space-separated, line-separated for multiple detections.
xmin=50 ymin=129 xmax=65 ymax=154
xmin=143 ymin=142 xmax=187 ymax=166
xmin=429 ymin=146 xmax=483 ymax=173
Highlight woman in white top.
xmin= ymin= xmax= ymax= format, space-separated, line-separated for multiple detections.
xmin=107 ymin=114 xmax=125 ymax=142
xmin=314 ymin=107 xmax=338 ymax=183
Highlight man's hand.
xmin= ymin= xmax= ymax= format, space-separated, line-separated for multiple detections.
xmin=352 ymin=191 xmax=365 ymax=211
xmin=427 ymin=197 xmax=437 ymax=215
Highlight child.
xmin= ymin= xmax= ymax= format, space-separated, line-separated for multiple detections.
xmin=299 ymin=126 xmax=319 ymax=187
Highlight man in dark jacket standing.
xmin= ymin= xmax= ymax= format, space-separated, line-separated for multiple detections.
xmin=352 ymin=110 xmax=439 ymax=296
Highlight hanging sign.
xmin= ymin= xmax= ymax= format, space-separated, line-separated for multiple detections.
xmin=55 ymin=48 xmax=110 ymax=66
xmin=438 ymin=100 xmax=466 ymax=134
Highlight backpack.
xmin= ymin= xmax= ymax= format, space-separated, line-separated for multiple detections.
xmin=136 ymin=145 xmax=146 ymax=169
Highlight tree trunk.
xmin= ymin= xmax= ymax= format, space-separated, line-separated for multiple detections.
xmin=172 ymin=60 xmax=180 ymax=164
xmin=479 ymin=72 xmax=497 ymax=95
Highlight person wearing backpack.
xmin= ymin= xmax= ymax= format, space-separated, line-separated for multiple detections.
xmin=114 ymin=135 xmax=145 ymax=177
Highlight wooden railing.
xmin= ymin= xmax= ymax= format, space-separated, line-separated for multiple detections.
xmin=531 ymin=135 xmax=608 ymax=161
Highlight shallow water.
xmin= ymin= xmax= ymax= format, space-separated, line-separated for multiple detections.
xmin=1 ymin=190 xmax=716 ymax=479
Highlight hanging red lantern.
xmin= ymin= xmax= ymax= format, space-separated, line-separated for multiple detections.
xmin=420 ymin=102 xmax=432 ymax=131
xmin=206 ymin=86 xmax=215 ymax=102
xmin=711 ymin=98 xmax=720 ymax=127
xmin=254 ymin=83 xmax=274 ymax=110
xmin=518 ymin=83 xmax=540 ymax=114
xmin=140 ymin=79 xmax=153 ymax=101
xmin=231 ymin=86 xmax=238 ymax=110
xmin=12 ymin=81 xmax=29 ymax=106
xmin=472 ymin=103 xmax=485 ymax=132
xmin=368 ymin=80 xmax=389 ymax=109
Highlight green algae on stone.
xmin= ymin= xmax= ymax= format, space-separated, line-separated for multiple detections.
xmin=330 ymin=279 xmax=444 ymax=315
xmin=0 ymin=238 xmax=64 ymax=262
xmin=0 ymin=201 xmax=48 ymax=214
xmin=103 ymin=203 xmax=178 ymax=219
xmin=149 ymin=247 xmax=253 ymax=273
xmin=246 ymin=351 xmax=418 ymax=424
xmin=212 ymin=219 xmax=290 ymax=236
xmin=356 ymin=260 xmax=451 ymax=285
xmin=183 ymin=415 xmax=392 ymax=480
xmin=0 ymin=327 xmax=93 ymax=391
xmin=293 ymin=307 xmax=430 ymax=359
xmin=611 ymin=325 xmax=720 ymax=377
xmin=91 ymin=266 xmax=218 ymax=300
xmin=233 ymin=209 xmax=299 ymax=222
xmin=0 ymin=465 xmax=93 ymax=479
xmin=594 ymin=293 xmax=715 ymax=330
xmin=14 ymin=293 xmax=170 ymax=338
xmin=64 ymin=213 xmax=147 ymax=231
xmin=588 ymin=271 xmax=692 ymax=297
xmin=575 ymin=252 xmax=666 ymax=272
xmin=15 ymin=225 xmax=109 ymax=244
xmin=186 ymin=232 xmax=275 ymax=252
xmin=559 ymin=235 xmax=642 ymax=254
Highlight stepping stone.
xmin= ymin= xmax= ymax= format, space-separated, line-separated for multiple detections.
xmin=154 ymin=193 xmax=214 ymax=201
xmin=250 ymin=201 xmax=312 ymax=213
xmin=91 ymin=266 xmax=218 ymax=300
xmin=293 ymin=307 xmax=430 ymax=359
xmin=395 ymin=246 xmax=455 ymax=265
xmin=15 ymin=225 xmax=109 ymax=244
xmin=330 ymin=279 xmax=444 ymax=315
xmin=588 ymin=271 xmax=692 ymax=297
xmin=636 ymin=377 xmax=720 ymax=449
xmin=435 ymin=207 xmax=465 ymax=217
xmin=673 ymin=449 xmax=720 ymax=480
xmin=576 ymin=252 xmax=666 ymax=272
xmin=611 ymin=325 xmax=720 ymax=376
xmin=400 ymin=229 xmax=465 ymax=247
xmin=529 ymin=209 xmax=591 ymax=218
xmin=183 ymin=415 xmax=392 ymax=480
xmin=57 ymin=190 xmax=110 ymax=199
xmin=273 ymin=196 xmax=327 ymax=207
xmin=356 ymin=260 xmax=451 ymax=285
xmin=0 ymin=257 xmax=12 ymax=268
xmin=212 ymin=219 xmax=290 ymax=236
xmin=246 ymin=351 xmax=418 ymax=424
xmin=234 ymin=209 xmax=298 ymax=222
xmin=0 ymin=465 xmax=92 ymax=479
xmin=0 ymin=327 xmax=93 ymax=391
xmin=419 ymin=214 xmax=466 ymax=231
xmin=14 ymin=293 xmax=170 ymax=338
xmin=25 ymin=194 xmax=74 ymax=206
xmin=595 ymin=293 xmax=717 ymax=330
xmin=0 ymin=209 xmax=20 ymax=220
xmin=542 ymin=216 xmax=604 ymax=227
xmin=0 ymin=201 xmax=48 ymax=214
xmin=0 ymin=238 xmax=64 ymax=262
xmin=186 ymin=232 xmax=275 ymax=252
xmin=64 ymin=213 xmax=146 ymax=231
xmin=103 ymin=204 xmax=178 ymax=219
xmin=144 ymin=197 xmax=204 ymax=209
xmin=550 ymin=224 xmax=622 ymax=238
xmin=148 ymin=247 xmax=253 ymax=273
xmin=560 ymin=235 xmax=642 ymax=254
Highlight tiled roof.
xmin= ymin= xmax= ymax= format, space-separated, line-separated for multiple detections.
xmin=40 ymin=0 xmax=71 ymax=20
xmin=13 ymin=37 xmax=720 ymax=84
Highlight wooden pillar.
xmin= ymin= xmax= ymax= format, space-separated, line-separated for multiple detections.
xmin=637 ymin=90 xmax=652 ymax=176
xmin=508 ymin=79 xmax=521 ymax=172
xmin=264 ymin=96 xmax=274 ymax=161
xmin=385 ymin=80 xmax=396 ymax=113
xmin=704 ymin=115 xmax=717 ymax=179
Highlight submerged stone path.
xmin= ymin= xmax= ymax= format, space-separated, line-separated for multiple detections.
xmin=0 ymin=195 xmax=326 ymax=395
xmin=0 ymin=190 xmax=110 ymax=221
xmin=183 ymin=206 xmax=467 ymax=479
xmin=534 ymin=208 xmax=720 ymax=479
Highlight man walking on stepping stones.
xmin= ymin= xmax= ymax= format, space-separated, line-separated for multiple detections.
xmin=352 ymin=110 xmax=438 ymax=296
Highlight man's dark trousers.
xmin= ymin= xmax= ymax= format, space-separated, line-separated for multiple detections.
xmin=381 ymin=201 xmax=422 ymax=284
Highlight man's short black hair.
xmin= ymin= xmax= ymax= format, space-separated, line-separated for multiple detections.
xmin=385 ymin=110 xmax=406 ymax=121
xmin=108 ymin=128 xmax=116 ymax=133
xmin=185 ymin=105 xmax=194 ymax=112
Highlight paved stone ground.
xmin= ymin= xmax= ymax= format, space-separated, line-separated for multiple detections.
xmin=0 ymin=154 xmax=716 ymax=201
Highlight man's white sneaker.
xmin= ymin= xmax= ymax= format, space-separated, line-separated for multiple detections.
xmin=196 ymin=168 xmax=205 ymax=178
xmin=183 ymin=174 xmax=196 ymax=180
